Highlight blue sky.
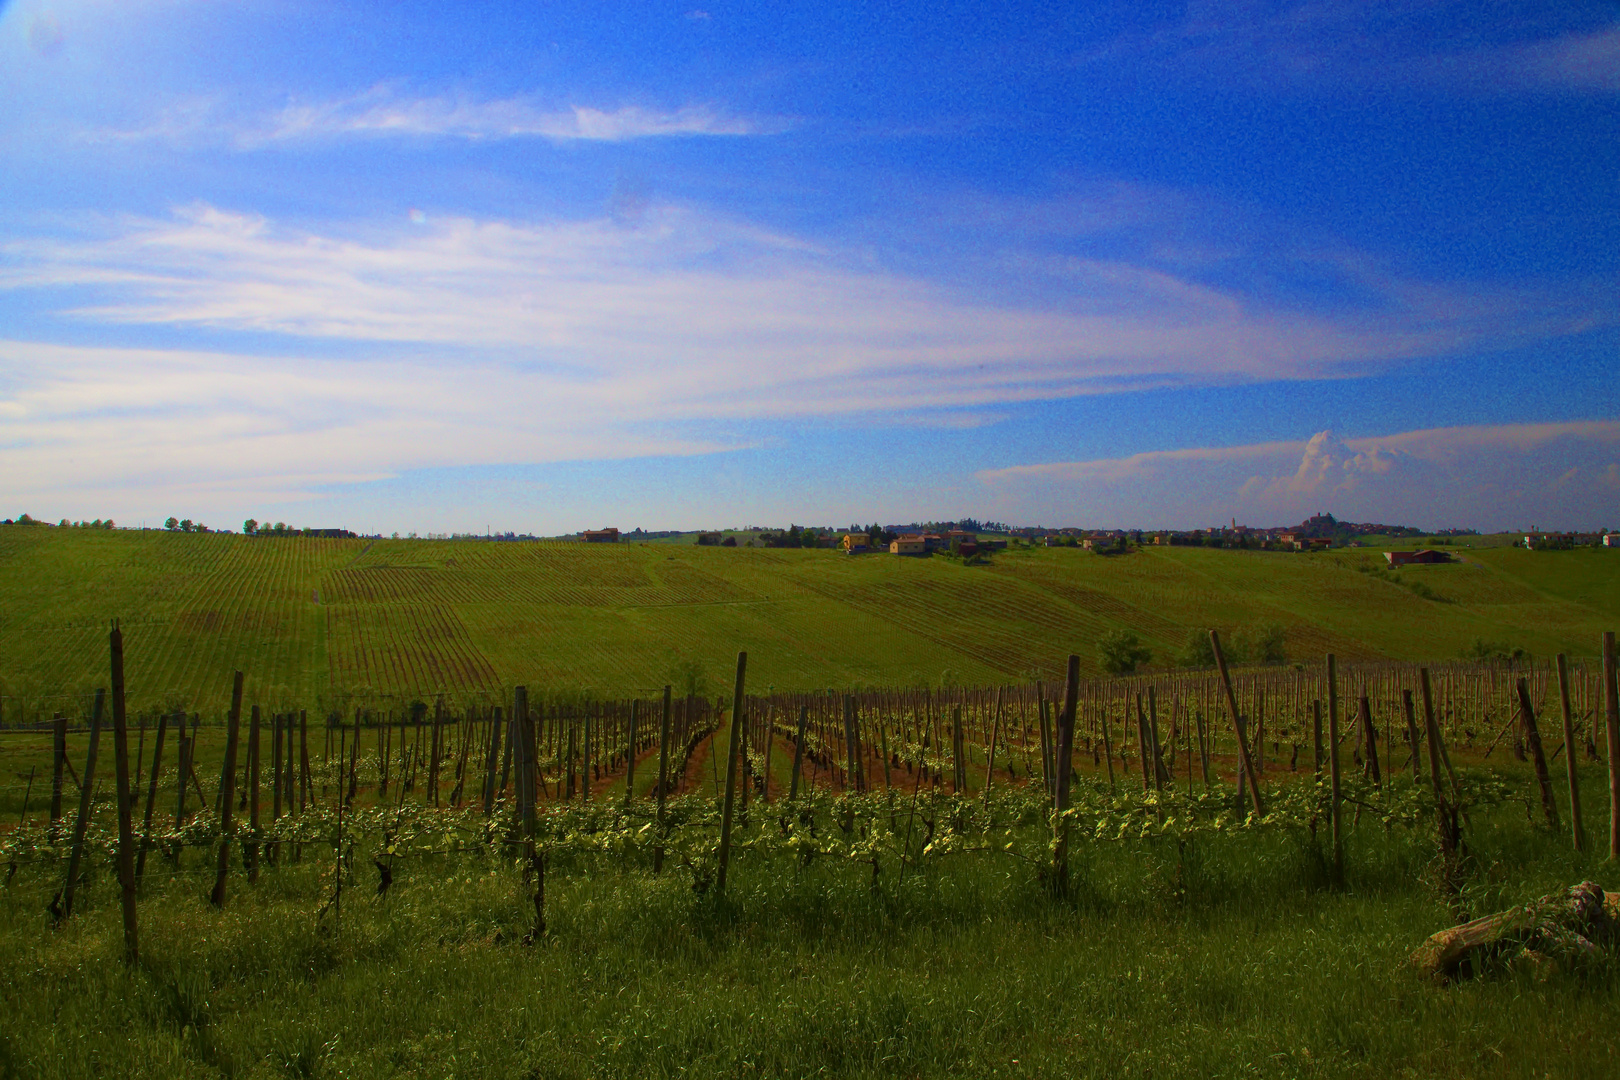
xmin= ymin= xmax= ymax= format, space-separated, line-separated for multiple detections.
xmin=1 ymin=0 xmax=1616 ymax=534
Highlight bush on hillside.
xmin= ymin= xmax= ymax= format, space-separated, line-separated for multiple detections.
xmin=1098 ymin=630 xmax=1152 ymax=674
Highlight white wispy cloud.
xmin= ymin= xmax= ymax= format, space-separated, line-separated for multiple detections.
xmin=1101 ymin=3 xmax=1620 ymax=98
xmin=97 ymin=87 xmax=772 ymax=147
xmin=977 ymin=421 xmax=1620 ymax=530
xmin=3 ymin=201 xmax=1584 ymax=411
xmin=0 ymin=201 xmax=1610 ymax=524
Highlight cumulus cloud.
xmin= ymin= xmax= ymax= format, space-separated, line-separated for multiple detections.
xmin=977 ymin=421 xmax=1620 ymax=530
xmin=1279 ymin=429 xmax=1415 ymax=494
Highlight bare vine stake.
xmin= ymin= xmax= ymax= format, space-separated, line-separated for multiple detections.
xmin=247 ymin=705 xmax=262 ymax=883
xmin=18 ymin=766 xmax=35 ymax=825
xmin=788 ymin=704 xmax=808 ymax=801
xmin=1516 ymin=678 xmax=1560 ymax=831
xmin=1360 ymin=695 xmax=1381 ymax=786
xmin=1556 ymin=655 xmax=1585 ymax=851
xmin=1326 ymin=655 xmax=1343 ymax=883
xmin=1037 ymin=685 xmax=1056 ymax=797
xmin=49 ymin=713 xmax=66 ymax=840
xmin=1309 ymin=699 xmax=1322 ymax=838
xmin=982 ymin=687 xmax=1002 ymax=810
xmin=428 ymin=698 xmax=443 ymax=807
xmin=135 ymin=712 xmax=168 ymax=885
xmin=716 ymin=651 xmax=747 ymax=896
xmin=271 ymin=713 xmax=284 ymax=824
xmin=655 ymin=686 xmax=672 ymax=873
xmin=209 ymin=672 xmax=244 ymax=909
xmin=174 ymin=726 xmax=190 ymax=828
xmin=843 ymin=696 xmax=857 ymax=794
xmin=348 ymin=708 xmax=361 ymax=807
xmin=108 ymin=624 xmax=139 ymax=963
xmin=1134 ymin=695 xmax=1151 ymax=791
xmin=514 ymin=688 xmax=534 ymax=836
xmin=482 ymin=706 xmax=503 ymax=815
xmin=1050 ymin=654 xmax=1080 ymax=895
xmin=1420 ymin=668 xmax=1461 ymax=867
xmin=298 ymin=710 xmax=310 ymax=814
xmin=1210 ymin=630 xmax=1264 ymax=816
xmin=1402 ymin=690 xmax=1421 ymax=782
xmin=59 ymin=688 xmax=104 ymax=920
xmin=1148 ymin=686 xmax=1167 ymax=790
xmin=763 ymin=702 xmax=778 ymax=802
xmin=583 ymin=707 xmax=592 ymax=802
xmin=624 ymin=699 xmax=639 ymax=805
xmin=1601 ymin=631 xmax=1620 ymax=861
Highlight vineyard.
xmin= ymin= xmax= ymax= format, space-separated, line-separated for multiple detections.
xmin=3 ymin=528 xmax=1620 ymax=1076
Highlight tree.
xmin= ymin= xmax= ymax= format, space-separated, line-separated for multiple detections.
xmin=164 ymin=517 xmax=179 ymax=531
xmin=180 ymin=519 xmax=194 ymax=532
xmin=243 ymin=519 xmax=258 ymax=535
xmin=1180 ymin=628 xmax=1218 ymax=668
xmin=1098 ymin=630 xmax=1152 ymax=674
xmin=1247 ymin=623 xmax=1287 ymax=665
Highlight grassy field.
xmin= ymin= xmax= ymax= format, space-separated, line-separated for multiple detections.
xmin=1 ymin=769 xmax=1616 ymax=1080
xmin=2 ymin=525 xmax=1619 ymax=1078
xmin=1 ymin=525 xmax=1616 ymax=717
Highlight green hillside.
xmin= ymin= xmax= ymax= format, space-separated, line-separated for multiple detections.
xmin=1 ymin=525 xmax=1616 ymax=715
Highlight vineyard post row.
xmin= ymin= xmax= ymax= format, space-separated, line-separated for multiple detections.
xmin=14 ymin=629 xmax=1620 ymax=966
xmin=17 ymin=653 xmax=1620 ymax=824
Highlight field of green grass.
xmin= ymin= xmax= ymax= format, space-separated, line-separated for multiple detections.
xmin=2 ymin=525 xmax=1617 ymax=717
xmin=2 ymin=770 xmax=1617 ymax=1080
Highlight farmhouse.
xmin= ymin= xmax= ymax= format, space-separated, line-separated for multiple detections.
xmin=842 ymin=533 xmax=870 ymax=553
xmin=890 ymin=535 xmax=928 ymax=555
xmin=582 ymin=528 xmax=620 ymax=543
xmin=1385 ymin=549 xmax=1452 ymax=566
xmin=1605 ymin=534 xmax=1618 ymax=548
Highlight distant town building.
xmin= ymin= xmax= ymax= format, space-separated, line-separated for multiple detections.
xmin=582 ymin=528 xmax=620 ymax=543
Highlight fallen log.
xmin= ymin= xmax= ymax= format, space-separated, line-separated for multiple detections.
xmin=1412 ymin=881 xmax=1620 ymax=982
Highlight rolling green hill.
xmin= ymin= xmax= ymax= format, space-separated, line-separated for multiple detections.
xmin=0 ymin=525 xmax=1616 ymax=715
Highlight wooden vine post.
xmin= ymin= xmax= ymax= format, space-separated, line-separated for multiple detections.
xmin=654 ymin=686 xmax=672 ymax=874
xmin=1326 ymin=655 xmax=1343 ymax=881
xmin=49 ymin=712 xmax=67 ymax=840
xmin=983 ymin=687 xmax=1003 ymax=808
xmin=1515 ymin=678 xmax=1560 ymax=831
xmin=716 ymin=651 xmax=747 ymax=896
xmin=789 ymin=704 xmax=808 ymax=801
xmin=1210 ymin=631 xmax=1264 ymax=817
xmin=136 ymin=712 xmax=169 ymax=885
xmin=1050 ymin=654 xmax=1079 ymax=895
xmin=482 ymin=706 xmax=503 ymax=814
xmin=1555 ymin=654 xmax=1585 ymax=851
xmin=1402 ymin=690 xmax=1421 ymax=781
xmin=59 ymin=688 xmax=104 ymax=920
xmin=624 ymin=699 xmax=639 ymax=805
xmin=1420 ymin=667 xmax=1460 ymax=856
xmin=210 ymin=671 xmax=245 ymax=908
xmin=513 ymin=687 xmax=534 ymax=836
xmin=247 ymin=705 xmax=262 ymax=883
xmin=1605 ymin=631 xmax=1620 ymax=861
xmin=108 ymin=623 xmax=139 ymax=963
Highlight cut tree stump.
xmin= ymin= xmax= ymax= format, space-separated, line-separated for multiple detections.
xmin=1411 ymin=881 xmax=1620 ymax=982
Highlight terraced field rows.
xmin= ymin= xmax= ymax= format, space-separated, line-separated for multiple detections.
xmin=1 ymin=528 xmax=1617 ymax=716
